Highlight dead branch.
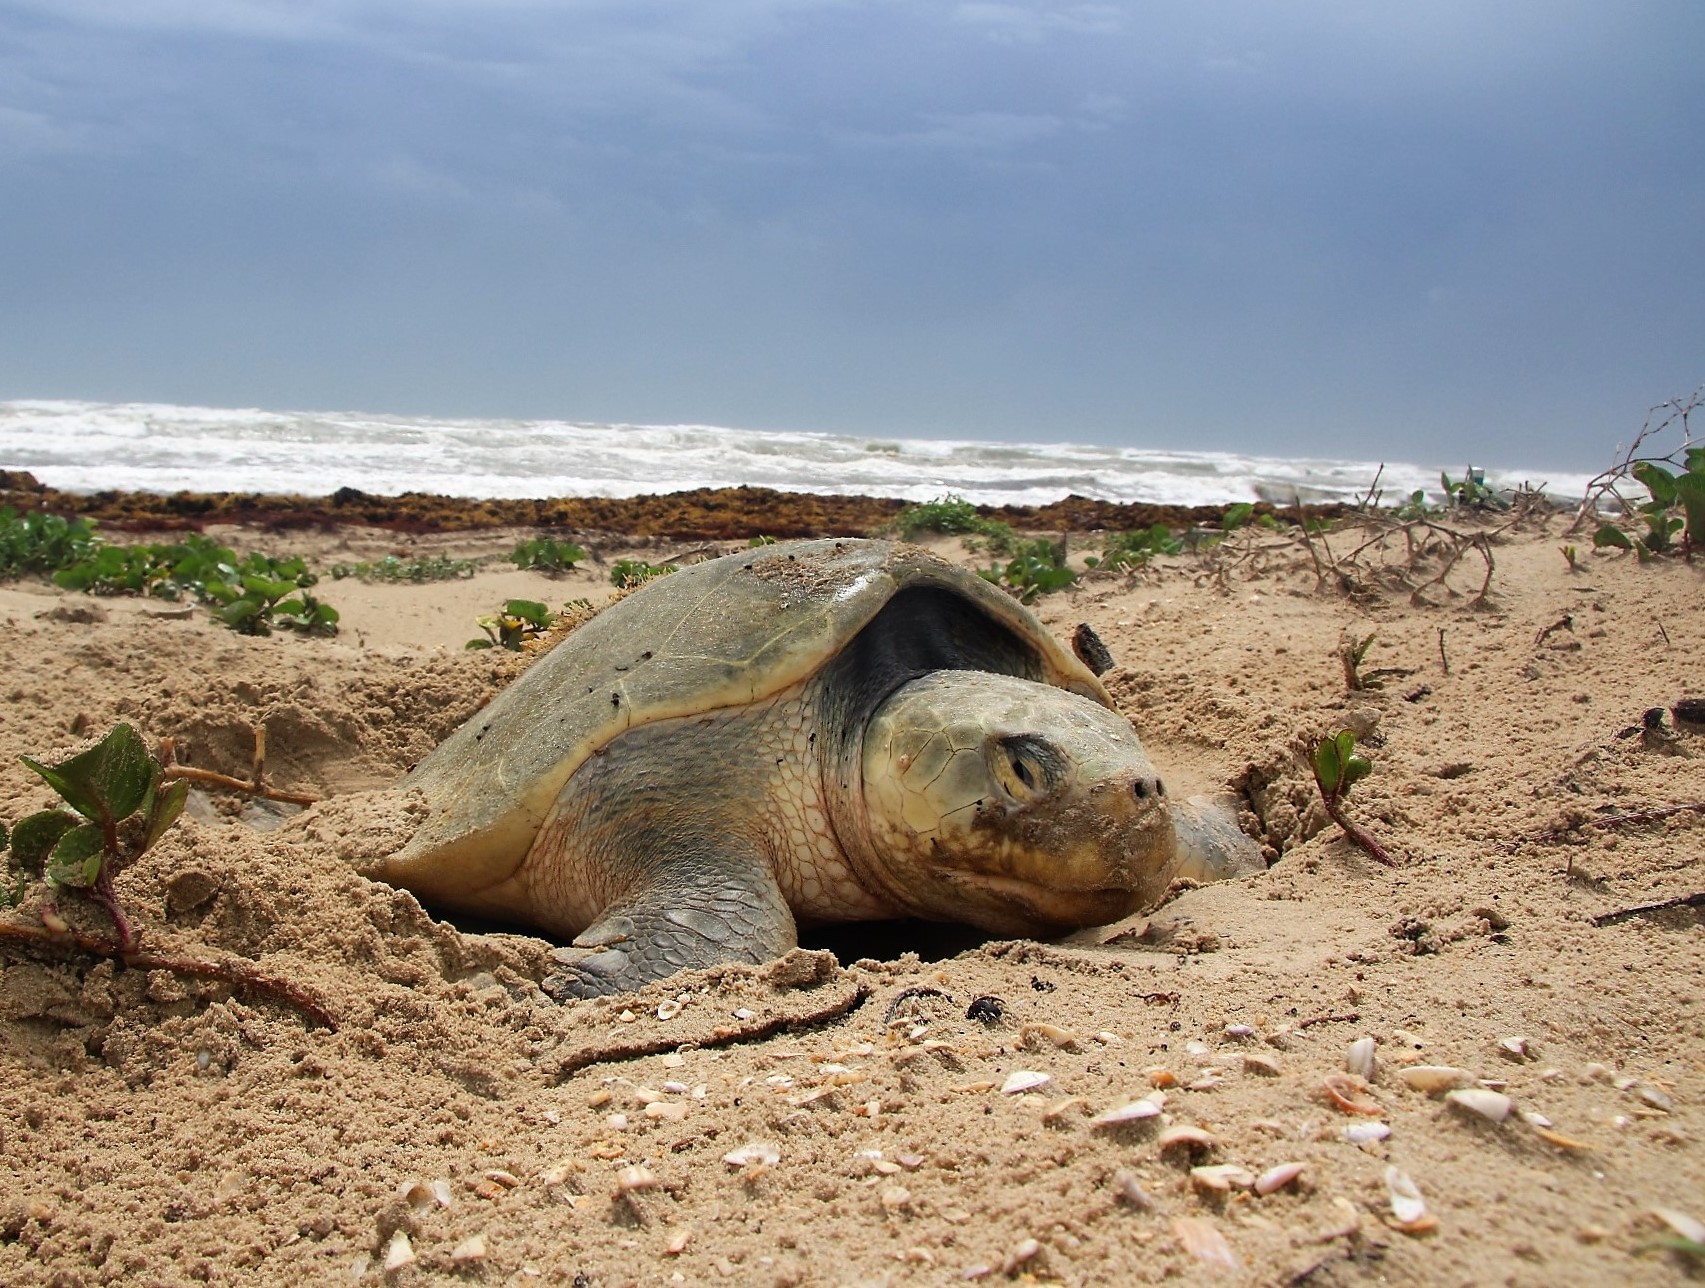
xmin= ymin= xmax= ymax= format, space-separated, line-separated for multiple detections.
xmin=1591 ymin=892 xmax=1705 ymax=929
xmin=0 ymin=919 xmax=337 ymax=1029
xmin=159 ymin=729 xmax=319 ymax=807
xmin=1568 ymin=386 xmax=1703 ymax=535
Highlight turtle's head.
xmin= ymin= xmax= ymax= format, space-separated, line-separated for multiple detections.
xmin=858 ymin=671 xmax=1176 ymax=935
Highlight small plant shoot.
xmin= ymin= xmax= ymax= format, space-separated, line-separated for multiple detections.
xmin=10 ymin=723 xmax=189 ymax=951
xmin=1310 ymin=729 xmax=1394 ymax=866
xmin=468 ymin=599 xmax=555 ymax=650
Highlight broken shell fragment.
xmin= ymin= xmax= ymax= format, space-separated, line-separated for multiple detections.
xmin=1342 ymin=1121 xmax=1392 ymax=1145
xmin=1346 ymin=1036 xmax=1377 ymax=1080
xmin=1022 ymin=1023 xmax=1078 ymax=1049
xmin=1321 ymin=1073 xmax=1383 ymax=1115
xmin=656 ymin=999 xmax=682 ymax=1020
xmin=450 ymin=1235 xmax=487 ymax=1264
xmin=615 ymin=1165 xmax=658 ymax=1193
xmin=1497 ymin=1035 xmax=1533 ymax=1062
xmin=721 ymin=1141 xmax=781 ymax=1169
xmin=1398 ymin=1065 xmax=1474 ymax=1093
xmin=382 ymin=1230 xmax=415 ymax=1272
xmin=1172 ymin=1217 xmax=1241 ymax=1272
xmin=1254 ymin=1162 xmax=1307 ymax=1196
xmin=1157 ymin=1124 xmax=1216 ymax=1154
xmin=1092 ymin=1100 xmax=1162 ymax=1128
xmin=1113 ymin=1170 xmax=1155 ymax=1209
xmin=880 ymin=1185 xmax=912 ymax=1210
xmin=644 ymin=1101 xmax=688 ymax=1122
xmin=1190 ymin=1164 xmax=1255 ymax=1194
xmin=1241 ymin=1053 xmax=1281 ymax=1077
xmin=1445 ymin=1088 xmax=1513 ymax=1123
xmin=1635 ymin=1084 xmax=1675 ymax=1113
xmin=1000 ymin=1070 xmax=1051 ymax=1095
xmin=1654 ymin=1208 xmax=1705 ymax=1245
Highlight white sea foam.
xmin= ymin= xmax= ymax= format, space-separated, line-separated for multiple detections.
xmin=0 ymin=399 xmax=1595 ymax=508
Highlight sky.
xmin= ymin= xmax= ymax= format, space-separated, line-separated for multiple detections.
xmin=1 ymin=1 xmax=1702 ymax=472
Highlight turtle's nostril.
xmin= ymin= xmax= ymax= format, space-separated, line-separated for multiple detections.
xmin=1132 ymin=777 xmax=1164 ymax=801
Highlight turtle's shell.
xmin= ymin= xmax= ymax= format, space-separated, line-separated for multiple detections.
xmin=384 ymin=538 xmax=1110 ymax=902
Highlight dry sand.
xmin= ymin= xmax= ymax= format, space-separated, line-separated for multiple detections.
xmin=1 ymin=512 xmax=1702 ymax=1286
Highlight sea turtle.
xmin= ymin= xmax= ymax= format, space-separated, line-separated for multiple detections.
xmin=372 ymin=538 xmax=1262 ymax=998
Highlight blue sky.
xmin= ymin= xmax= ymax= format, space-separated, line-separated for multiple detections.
xmin=1 ymin=1 xmax=1701 ymax=471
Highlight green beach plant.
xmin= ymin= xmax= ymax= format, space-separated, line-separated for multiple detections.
xmin=1084 ymin=524 xmax=1183 ymax=573
xmin=610 ymin=558 xmax=677 ymax=589
xmin=980 ymin=538 xmax=1076 ymax=603
xmin=0 ymin=508 xmax=100 ymax=578
xmin=329 ymin=553 xmax=475 ymax=582
xmin=510 ymin=537 xmax=587 ymax=574
xmin=1310 ymin=730 xmax=1394 ymax=866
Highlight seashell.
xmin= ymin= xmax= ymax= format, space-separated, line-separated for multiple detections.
xmin=880 ymin=1185 xmax=911 ymax=1210
xmin=614 ymin=1164 xmax=657 ymax=1192
xmin=618 ymin=1009 xmax=636 ymax=1023
xmin=951 ymin=1080 xmax=998 ymax=1094
xmin=1254 ymin=1162 xmax=1307 ymax=1196
xmin=606 ymin=1113 xmax=629 ymax=1131
xmin=898 ymin=1153 xmax=925 ymax=1170
xmin=1041 ymin=1096 xmax=1086 ymax=1123
xmin=483 ymin=1169 xmax=520 ymax=1189
xmin=1635 ymin=1084 xmax=1675 ymax=1113
xmin=1241 ymin=1053 xmax=1281 ymax=1078
xmin=429 ymin=1180 xmax=453 ymax=1208
xmin=1342 ymin=1121 xmax=1391 ymax=1144
xmin=644 ymin=1101 xmax=688 ymax=1122
xmin=664 ymin=1231 xmax=690 ymax=1255
xmin=1321 ymin=1073 xmax=1383 ymax=1115
xmin=1346 ymin=1036 xmax=1377 ymax=1080
xmin=1445 ymin=1088 xmax=1512 ymax=1123
xmin=1581 ymin=1062 xmax=1614 ymax=1083
xmin=1094 ymin=1030 xmax=1123 ymax=1045
xmin=632 ymin=1085 xmax=662 ymax=1105
xmin=656 ymin=999 xmax=682 ymax=1020
xmin=539 ymin=1165 xmax=573 ymax=1186
xmin=1184 ymin=1040 xmax=1211 ymax=1056
xmin=588 ymin=1088 xmax=612 ymax=1108
xmin=1145 ymin=1067 xmax=1178 ymax=1089
xmin=1398 ymin=1065 xmax=1473 ymax=1093
xmin=450 ymin=1234 xmax=487 ymax=1263
xmin=659 ymin=1052 xmax=685 ymax=1068
xmin=398 ymin=1180 xmax=435 ymax=1213
xmin=1092 ymin=1100 xmax=1162 ymax=1128
xmin=1022 ymin=1023 xmax=1078 ymax=1049
xmin=1000 ymin=1070 xmax=1051 ymax=1095
xmin=1157 ymin=1124 xmax=1216 ymax=1154
xmin=1384 ymin=1166 xmax=1426 ymax=1226
xmin=1496 ymin=1035 xmax=1533 ymax=1062
xmin=1172 ymin=1217 xmax=1241 ymax=1272
xmin=1190 ymin=1164 xmax=1254 ymax=1194
xmin=663 ymin=1080 xmax=689 ymax=1094
xmin=732 ymin=1007 xmax=755 ymax=1020
xmin=1187 ymin=1074 xmax=1224 ymax=1091
xmin=382 ymin=1230 xmax=415 ymax=1272
xmin=1390 ymin=1029 xmax=1424 ymax=1050
xmin=1224 ymin=1023 xmax=1257 ymax=1040
xmin=722 ymin=1141 xmax=781 ymax=1169
xmin=1519 ymin=1109 xmax=1552 ymax=1129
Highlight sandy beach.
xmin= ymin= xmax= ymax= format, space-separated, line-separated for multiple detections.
xmin=1 ymin=493 xmax=1702 ymax=1286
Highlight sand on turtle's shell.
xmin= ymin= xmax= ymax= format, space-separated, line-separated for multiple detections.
xmin=1 ymin=514 xmax=1702 ymax=1286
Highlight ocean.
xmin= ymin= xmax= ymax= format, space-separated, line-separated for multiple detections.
xmin=0 ymin=399 xmax=1595 ymax=510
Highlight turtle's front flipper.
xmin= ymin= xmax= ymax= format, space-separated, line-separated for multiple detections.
xmin=1170 ymin=794 xmax=1267 ymax=884
xmin=541 ymin=860 xmax=797 ymax=1001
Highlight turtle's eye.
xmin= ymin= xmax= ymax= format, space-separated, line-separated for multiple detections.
xmin=989 ymin=735 xmax=1062 ymax=804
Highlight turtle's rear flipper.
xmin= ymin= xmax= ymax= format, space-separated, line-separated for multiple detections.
xmin=1170 ymin=794 xmax=1266 ymax=885
xmin=541 ymin=859 xmax=798 ymax=1001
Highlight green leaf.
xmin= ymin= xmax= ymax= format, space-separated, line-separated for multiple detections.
xmin=1312 ymin=737 xmax=1344 ymax=796
xmin=1632 ymin=461 xmax=1677 ymax=506
xmin=504 ymin=599 xmax=552 ymax=626
xmin=1221 ymin=502 xmax=1255 ymax=531
xmin=1673 ymin=471 xmax=1705 ymax=545
xmin=465 ymin=638 xmax=495 ymax=650
xmin=46 ymin=822 xmax=106 ymax=888
xmin=141 ymin=778 xmax=190 ymax=854
xmin=11 ymin=810 xmax=79 ymax=873
xmin=1592 ymin=524 xmax=1633 ymax=551
xmin=21 ymin=723 xmax=154 ymax=825
xmin=0 ymin=820 xmax=7 ymax=852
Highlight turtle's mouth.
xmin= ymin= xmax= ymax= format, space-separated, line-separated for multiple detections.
xmin=942 ymin=870 xmax=1142 ymax=930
